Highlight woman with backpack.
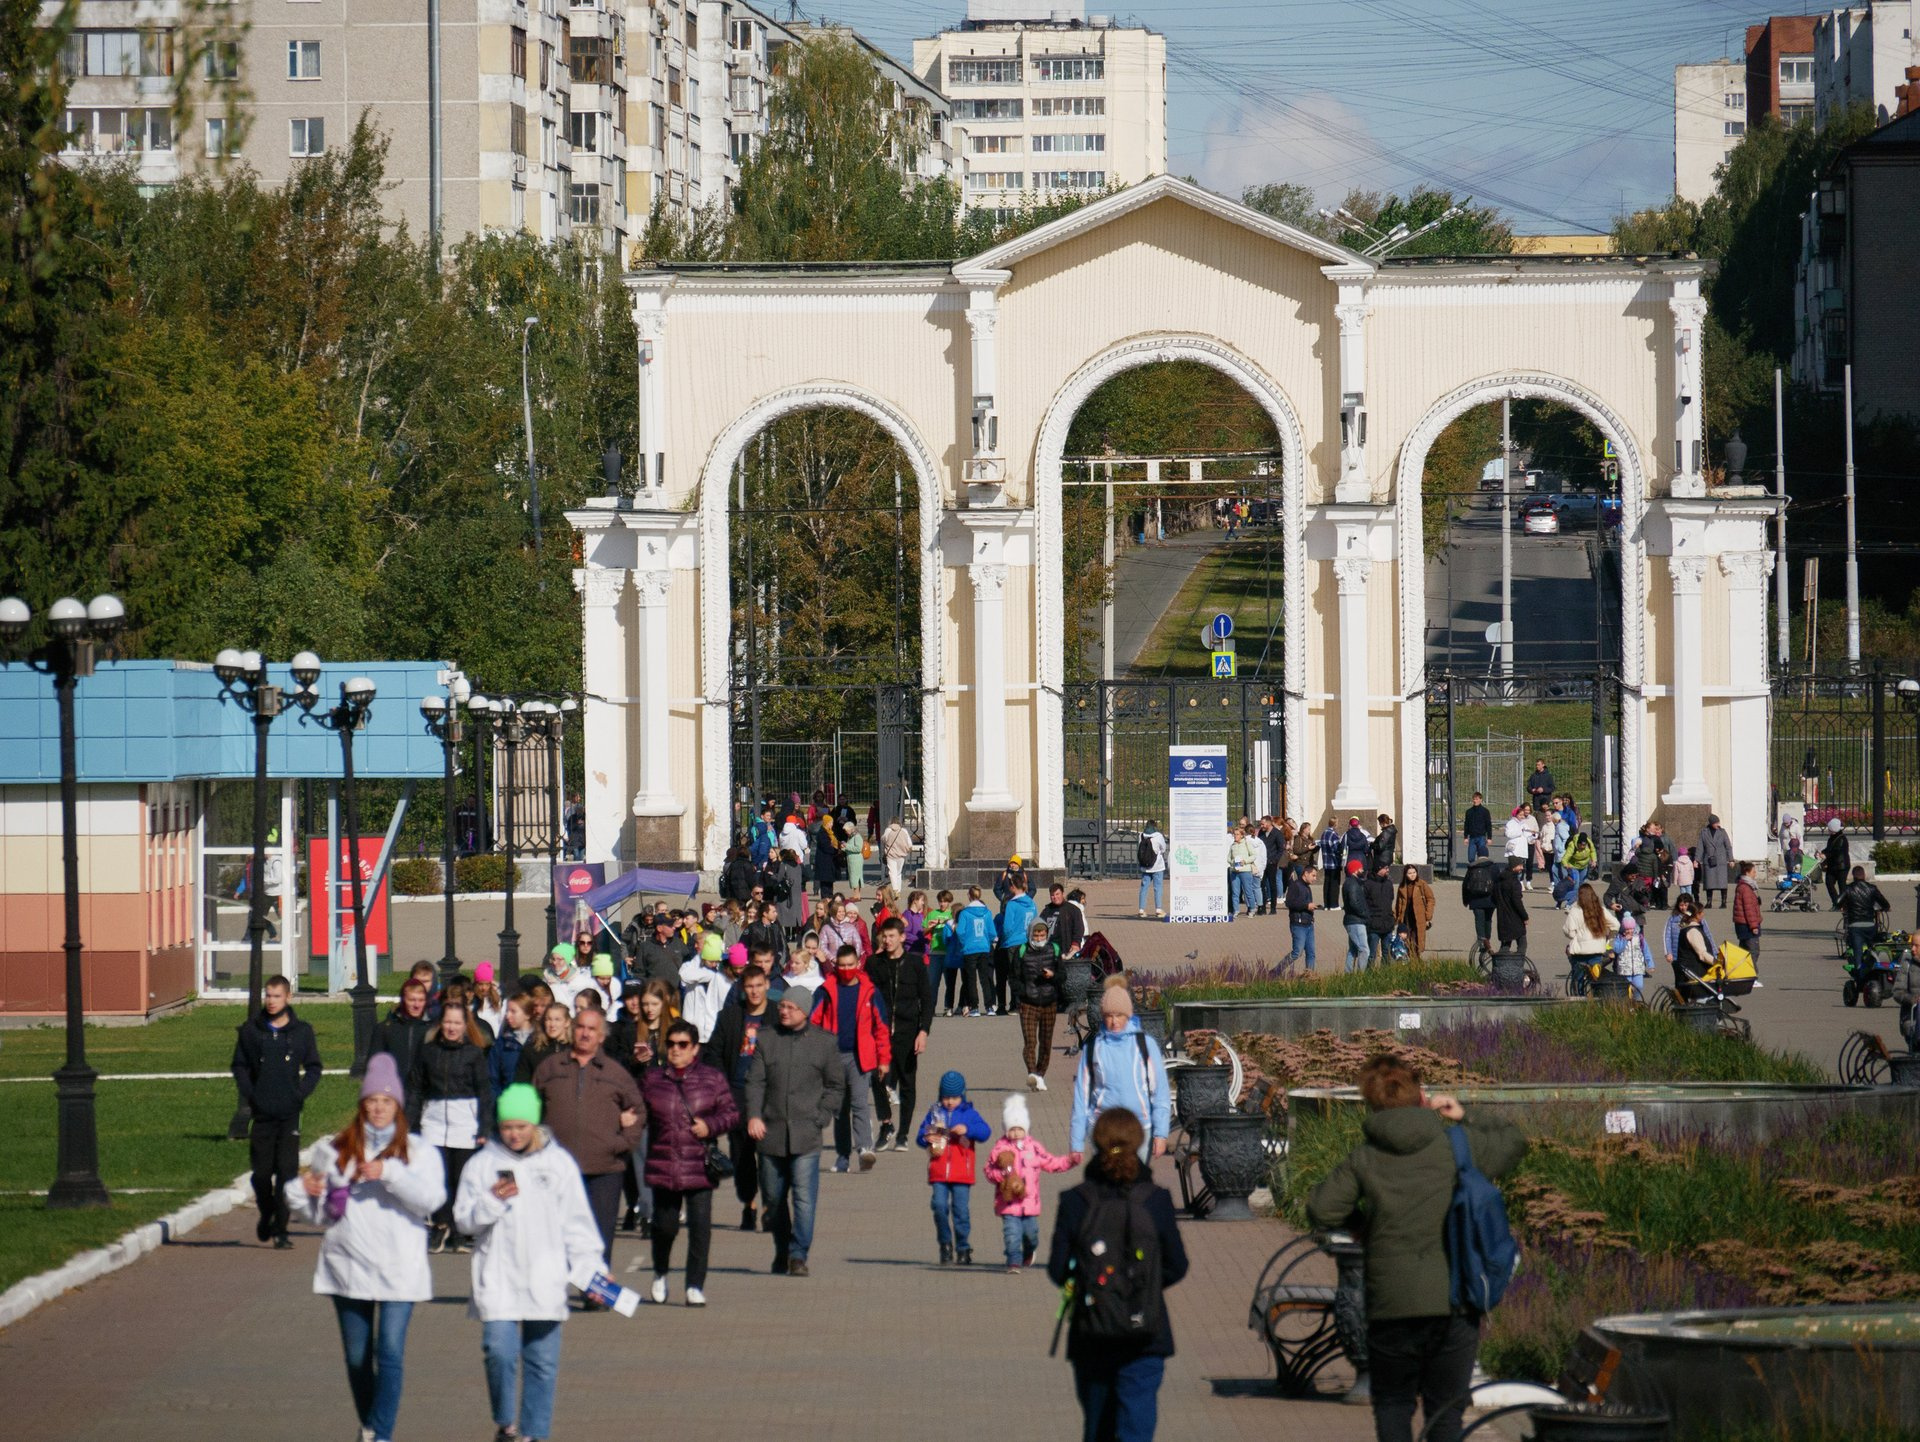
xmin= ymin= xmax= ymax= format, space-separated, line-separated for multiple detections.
xmin=1307 ymin=1055 xmax=1527 ymax=1442
xmin=1047 ymin=1107 xmax=1188 ymax=1442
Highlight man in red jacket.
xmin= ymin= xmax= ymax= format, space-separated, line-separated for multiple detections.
xmin=810 ymin=945 xmax=893 ymax=1173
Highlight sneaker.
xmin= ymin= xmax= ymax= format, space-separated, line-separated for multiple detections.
xmin=1154 ymin=910 xmax=1166 ymax=919
xmin=1032 ymin=1074 xmax=1048 ymax=1092
xmin=833 ymin=1156 xmax=851 ymax=1174
xmin=787 ymin=1259 xmax=810 ymax=1277
xmin=741 ymin=1205 xmax=757 ymax=1232
xmin=621 ymin=1208 xmax=639 ymax=1233
xmin=429 ymin=1227 xmax=448 ymax=1255
xmin=772 ymin=1256 xmax=789 ymax=1274
xmin=1008 ymin=1263 xmax=1023 ymax=1274
xmin=452 ymin=1234 xmax=473 ymax=1254
xmin=939 ymin=1244 xmax=953 ymax=1266
xmin=255 ymin=1214 xmax=273 ymax=1244
xmin=685 ymin=1286 xmax=706 ymax=1307
xmin=1137 ymin=909 xmax=1146 ymax=918
xmin=859 ymin=1150 xmax=877 ymax=1172
xmin=876 ymin=1121 xmax=896 ymax=1150
xmin=957 ymin=1247 xmax=973 ymax=1266
xmin=272 ymin=1234 xmax=294 ymax=1250
xmin=1026 ymin=1072 xmax=1041 ymax=1091
xmin=892 ymin=1138 xmax=910 ymax=1151
xmin=650 ymin=1275 xmax=669 ymax=1305
xmin=1022 ymin=1241 xmax=1037 ymax=1266
xmin=493 ymin=1427 xmax=519 ymax=1442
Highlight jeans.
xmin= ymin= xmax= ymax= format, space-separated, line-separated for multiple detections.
xmin=582 ymin=1171 xmax=624 ymax=1266
xmin=481 ymin=1319 xmax=562 ymax=1440
xmin=758 ymin=1148 xmax=820 ymax=1264
xmin=1001 ymin=1212 xmax=1040 ymax=1267
xmin=1367 ymin=1313 xmax=1481 ymax=1442
xmin=247 ymin=1115 xmax=299 ymax=1238
xmin=930 ymin=1180 xmax=972 ymax=1250
xmin=650 ymin=1185 xmax=712 ymax=1288
xmin=833 ymin=1052 xmax=875 ymax=1159
xmin=1072 ymin=1352 xmax=1165 ymax=1442
xmin=1562 ymin=867 xmax=1587 ymax=904
xmin=1368 ymin=927 xmax=1392 ymax=967
xmin=991 ymin=949 xmax=1014 ymax=1012
xmin=1848 ymin=923 xmax=1877 ymax=974
xmin=1345 ymin=921 xmax=1370 ymax=973
xmin=1287 ymin=921 xmax=1316 ymax=970
xmin=1230 ymin=871 xmax=1261 ymax=915
xmin=1138 ymin=870 xmax=1165 ymax=912
xmin=330 ymin=1297 xmax=413 ymax=1442
xmin=1262 ymin=864 xmax=1281 ymax=910
xmin=1465 ymin=836 xmax=1488 ymax=862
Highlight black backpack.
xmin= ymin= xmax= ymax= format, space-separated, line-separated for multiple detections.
xmin=1462 ymin=862 xmax=1495 ymax=902
xmin=1137 ymin=833 xmax=1157 ymax=868
xmin=1065 ymin=1179 xmax=1165 ymax=1344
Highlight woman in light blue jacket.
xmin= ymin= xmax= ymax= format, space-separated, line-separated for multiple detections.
xmin=1068 ymin=987 xmax=1171 ymax=1162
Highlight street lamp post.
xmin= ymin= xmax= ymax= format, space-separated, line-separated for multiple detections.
xmin=1 ymin=593 xmax=125 ymax=1209
xmin=213 ymin=646 xmax=288 ymax=1141
xmin=421 ymin=668 xmax=471 ymax=986
xmin=526 ymin=700 xmax=572 ymax=951
xmin=293 ymin=660 xmax=379 ymax=1074
xmin=476 ymin=696 xmax=525 ymax=987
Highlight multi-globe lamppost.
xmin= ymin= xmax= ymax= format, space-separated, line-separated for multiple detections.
xmin=0 ymin=593 xmax=126 ymax=1210
xmin=290 ymin=659 xmax=380 ymax=1074
xmin=421 ymin=668 xmax=472 ymax=986
xmin=465 ymin=694 xmax=571 ymax=987
xmin=212 ymin=647 xmax=297 ymax=1140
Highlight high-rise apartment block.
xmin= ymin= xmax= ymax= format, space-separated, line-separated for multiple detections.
xmin=913 ymin=0 xmax=1165 ymax=212
xmin=1674 ymin=59 xmax=1746 ymax=203
xmin=1812 ymin=3 xmax=1920 ymax=128
xmin=1747 ymin=15 xmax=1820 ymax=127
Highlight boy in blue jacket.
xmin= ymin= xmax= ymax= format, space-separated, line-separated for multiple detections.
xmin=952 ymin=886 xmax=997 ymax=1017
xmin=994 ymin=880 xmax=1038 ymax=1016
xmin=916 ymin=1069 xmax=991 ymax=1265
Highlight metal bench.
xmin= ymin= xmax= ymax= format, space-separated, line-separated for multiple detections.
xmin=1247 ymin=1233 xmax=1369 ymax=1399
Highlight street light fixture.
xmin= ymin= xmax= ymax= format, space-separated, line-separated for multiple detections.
xmin=483 ymin=695 xmax=527 ymax=987
xmin=213 ymin=644 xmax=293 ymax=1140
xmin=1 ymin=593 xmax=127 ymax=1209
xmin=519 ymin=700 xmax=571 ymax=951
xmin=294 ymin=664 xmax=379 ymax=1074
xmin=421 ymin=668 xmax=470 ymax=985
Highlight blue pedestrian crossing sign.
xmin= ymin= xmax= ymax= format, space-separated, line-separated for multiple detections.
xmin=1212 ymin=649 xmax=1237 ymax=679
xmin=1210 ymin=613 xmax=1234 ymax=641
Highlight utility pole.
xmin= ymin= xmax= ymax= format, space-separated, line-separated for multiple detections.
xmin=428 ymin=0 xmax=443 ymax=270
xmin=1500 ymin=395 xmax=1514 ymax=679
xmin=1843 ymin=364 xmax=1860 ymax=671
xmin=522 ymin=317 xmax=543 ymax=588
xmin=1774 ymin=369 xmax=1789 ymax=670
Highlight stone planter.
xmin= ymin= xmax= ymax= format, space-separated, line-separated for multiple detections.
xmin=1173 ymin=1064 xmax=1233 ymax=1127
xmin=1526 ymin=1404 xmax=1670 ymax=1441
xmin=1197 ymin=1112 xmax=1267 ymax=1221
xmin=1888 ymin=1054 xmax=1920 ymax=1087
xmin=1136 ymin=1006 xmax=1168 ymax=1053
xmin=1588 ymin=975 xmax=1635 ymax=1004
xmin=1058 ymin=956 xmax=1095 ymax=1012
xmin=1325 ymin=1235 xmax=1371 ymax=1405
xmin=1170 ymin=993 xmax=1568 ymax=1043
xmin=1671 ymin=1001 xmax=1722 ymax=1035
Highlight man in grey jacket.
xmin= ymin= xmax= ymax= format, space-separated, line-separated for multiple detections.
xmin=744 ymin=983 xmax=846 ymax=1277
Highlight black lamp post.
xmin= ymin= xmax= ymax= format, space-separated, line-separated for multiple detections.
xmin=1 ymin=592 xmax=124 ymax=1210
xmin=421 ymin=668 xmax=471 ymax=986
xmin=213 ymin=646 xmax=289 ymax=1141
xmin=293 ymin=660 xmax=379 ymax=1075
xmin=522 ymin=700 xmax=573 ymax=951
xmin=474 ymin=695 xmax=525 ymax=988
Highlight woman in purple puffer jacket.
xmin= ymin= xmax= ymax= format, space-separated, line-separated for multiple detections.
xmin=638 ymin=1019 xmax=740 ymax=1307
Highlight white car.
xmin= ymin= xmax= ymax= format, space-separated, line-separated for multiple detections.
xmin=1519 ymin=500 xmax=1560 ymax=535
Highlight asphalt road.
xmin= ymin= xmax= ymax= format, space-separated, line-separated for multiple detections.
xmin=1427 ymin=494 xmax=1617 ymax=672
xmin=1083 ymin=530 xmax=1218 ymax=678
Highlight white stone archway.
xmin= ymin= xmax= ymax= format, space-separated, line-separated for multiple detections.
xmin=1392 ymin=372 xmax=1651 ymax=864
xmin=694 ymin=383 xmax=948 ymax=870
xmin=1028 ymin=335 xmax=1312 ymax=868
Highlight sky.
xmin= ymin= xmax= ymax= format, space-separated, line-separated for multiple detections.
xmin=783 ymin=0 xmax=1797 ymax=234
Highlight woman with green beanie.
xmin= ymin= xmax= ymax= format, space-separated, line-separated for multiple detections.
xmin=455 ymin=1083 xmax=604 ymax=1442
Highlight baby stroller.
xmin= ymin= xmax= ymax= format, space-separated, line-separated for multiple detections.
xmin=1771 ymin=861 xmax=1822 ymax=913
xmin=1062 ymin=932 xmax=1126 ymax=1055
xmin=1658 ymin=941 xmax=1759 ymax=1040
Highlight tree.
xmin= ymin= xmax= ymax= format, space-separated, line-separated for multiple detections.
xmin=1332 ymin=187 xmax=1513 ymax=256
xmin=1241 ymin=182 xmax=1335 ymax=239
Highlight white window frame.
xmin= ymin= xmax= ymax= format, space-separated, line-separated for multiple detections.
xmin=290 ymin=116 xmax=326 ymax=156
xmin=205 ymin=116 xmax=229 ymax=157
xmin=287 ymin=40 xmax=321 ymax=80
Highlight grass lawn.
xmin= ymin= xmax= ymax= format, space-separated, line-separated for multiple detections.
xmin=1449 ymin=701 xmax=1596 ymax=740
xmin=1125 ymin=540 xmax=1283 ymax=676
xmin=0 ymin=1003 xmax=370 ymax=1294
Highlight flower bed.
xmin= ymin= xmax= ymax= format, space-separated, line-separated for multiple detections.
xmin=1157 ymin=957 xmax=1486 ymax=1006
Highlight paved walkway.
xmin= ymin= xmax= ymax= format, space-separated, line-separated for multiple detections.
xmin=0 ymin=1000 xmax=1371 ymax=1441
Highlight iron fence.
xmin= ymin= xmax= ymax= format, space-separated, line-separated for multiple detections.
xmin=1772 ymin=667 xmax=1920 ymax=836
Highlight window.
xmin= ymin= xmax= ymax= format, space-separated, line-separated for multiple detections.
xmin=729 ymin=76 xmax=750 ymax=110
xmin=1035 ymin=56 xmax=1102 ymax=81
xmin=541 ymin=42 xmax=552 ymax=87
xmin=971 ymin=134 xmax=1018 ymax=154
xmin=1779 ymin=56 xmax=1813 ymax=87
xmin=510 ymin=103 xmax=528 ymax=158
xmin=689 ymin=77 xmax=699 ymax=115
xmin=1724 ymin=91 xmax=1744 ymax=110
xmin=204 ymin=40 xmax=238 ymax=80
xmin=1780 ymin=101 xmax=1813 ymax=125
xmin=668 ymin=66 xmax=682 ymax=106
xmin=651 ymin=103 xmax=665 ymax=151
xmin=205 ymin=116 xmax=229 ymax=157
xmin=948 ymin=59 xmax=1021 ymax=86
xmin=964 ymin=171 xmax=1023 ymax=191
xmin=64 ymin=29 xmax=175 ymax=78
xmin=730 ymin=131 xmax=752 ymax=162
xmin=511 ymin=27 xmax=527 ymax=81
xmin=570 ymin=183 xmax=602 ymax=225
xmin=685 ymin=14 xmax=697 ymax=47
xmin=287 ymin=41 xmax=321 ymax=79
xmin=568 ymin=111 xmax=598 ymax=152
xmin=728 ymin=18 xmax=755 ymax=52
xmin=1030 ymin=132 xmax=1105 ymax=153
xmin=1032 ymin=96 xmax=1104 ymax=117
xmin=1724 ymin=119 xmax=1745 ymax=137
xmin=290 ymin=117 xmax=326 ymax=156
xmin=63 ymin=108 xmax=172 ymax=154
xmin=953 ymin=98 xmax=1022 ymax=120
xmin=569 ymin=36 xmax=613 ymax=85
xmin=1033 ymin=169 xmax=1105 ymax=189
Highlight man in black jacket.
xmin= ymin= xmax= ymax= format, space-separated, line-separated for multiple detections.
xmin=1822 ymin=822 xmax=1853 ymax=910
xmin=230 ymin=976 xmax=322 ymax=1248
xmin=636 ymin=911 xmax=690 ymax=986
xmin=1259 ymin=818 xmax=1286 ymax=915
xmin=1363 ymin=861 xmax=1398 ymax=967
xmin=1341 ymin=862 xmax=1371 ymax=972
xmin=1462 ymin=792 xmax=1493 ymax=863
xmin=1840 ymin=866 xmax=1891 ymax=977
xmin=1526 ymin=759 xmax=1556 ymax=819
xmin=865 ymin=916 xmax=931 ymax=1151
xmin=1492 ymin=858 xmax=1530 ymax=990
xmin=705 ymin=965 xmax=776 ymax=1230
xmin=370 ymin=978 xmax=432 ymax=1108
xmin=1041 ymin=883 xmax=1086 ymax=957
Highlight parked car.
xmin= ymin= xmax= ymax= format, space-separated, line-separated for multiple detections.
xmin=1518 ymin=498 xmax=1561 ymax=535
xmin=1551 ymin=491 xmax=1601 ymax=530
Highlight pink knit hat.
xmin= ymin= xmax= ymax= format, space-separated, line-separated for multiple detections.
xmin=473 ymin=962 xmax=495 ymax=984
xmin=360 ymin=1052 xmax=405 ymax=1105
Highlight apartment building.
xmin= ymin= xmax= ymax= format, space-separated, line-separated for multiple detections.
xmin=778 ymin=21 xmax=953 ymax=185
xmin=1813 ymin=2 xmax=1920 ymax=127
xmin=54 ymin=1 xmax=629 ymax=253
xmin=1747 ymin=15 xmax=1820 ymax=126
xmin=1674 ymin=59 xmax=1747 ymax=202
xmin=912 ymin=0 xmax=1166 ymax=213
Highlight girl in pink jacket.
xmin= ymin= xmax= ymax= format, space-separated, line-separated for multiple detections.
xmin=983 ymin=1094 xmax=1074 ymax=1272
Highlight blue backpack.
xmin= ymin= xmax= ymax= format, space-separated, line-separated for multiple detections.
xmin=1445 ymin=1127 xmax=1519 ymax=1313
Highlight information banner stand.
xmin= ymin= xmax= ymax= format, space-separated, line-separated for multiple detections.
xmin=1167 ymin=745 xmax=1229 ymax=923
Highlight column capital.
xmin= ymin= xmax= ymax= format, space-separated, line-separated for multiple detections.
xmin=634 ymin=567 xmax=673 ymax=607
xmin=1669 ymin=553 xmax=1709 ymax=594
xmin=1668 ymin=295 xmax=1708 ymax=330
xmin=1335 ymin=302 xmax=1370 ymax=333
xmin=968 ymin=561 xmax=1008 ymax=600
xmin=574 ymin=566 xmax=629 ymax=609
xmin=1718 ymin=551 xmax=1774 ymax=588
xmin=1334 ymin=555 xmax=1372 ymax=595
xmin=964 ymin=306 xmax=998 ymax=340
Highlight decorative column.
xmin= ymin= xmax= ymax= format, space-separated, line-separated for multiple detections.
xmin=1329 ymin=266 xmax=1372 ymax=504
xmin=627 ymin=513 xmax=690 ymax=861
xmin=1662 ymin=553 xmax=1713 ymax=806
xmin=1330 ymin=547 xmax=1379 ymax=812
xmin=632 ymin=285 xmax=669 ymax=492
xmin=1669 ymin=283 xmax=1707 ymax=499
xmin=574 ymin=566 xmax=631 ymax=865
xmin=964 ymin=279 xmax=1007 ymax=490
xmin=1720 ymin=551 xmax=1775 ymax=854
xmin=959 ymin=507 xmax=1020 ymax=859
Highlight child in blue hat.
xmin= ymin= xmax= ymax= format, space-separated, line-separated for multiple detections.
xmin=916 ymin=1069 xmax=991 ymax=1265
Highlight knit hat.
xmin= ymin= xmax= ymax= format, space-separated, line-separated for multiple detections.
xmin=726 ymin=943 xmax=749 ymax=968
xmin=1002 ymin=1094 xmax=1031 ymax=1132
xmin=1100 ymin=987 xmax=1134 ymax=1019
xmin=548 ymin=942 xmax=576 ymax=970
xmin=496 ymin=1083 xmax=543 ymax=1125
xmin=700 ymin=932 xmax=725 ymax=963
xmin=780 ymin=982 xmax=815 ymax=1015
xmin=591 ymin=957 xmax=615 ymax=978
xmin=473 ymin=962 xmax=495 ymax=984
xmin=360 ymin=1052 xmax=405 ymax=1105
xmin=1828 ymin=817 xmax=1843 ymax=833
xmin=938 ymin=1069 xmax=967 ymax=1099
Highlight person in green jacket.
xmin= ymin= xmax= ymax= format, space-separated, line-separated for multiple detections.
xmin=1307 ymin=1055 xmax=1527 ymax=1442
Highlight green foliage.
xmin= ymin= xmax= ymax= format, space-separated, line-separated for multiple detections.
xmin=1334 ymin=187 xmax=1514 ymax=256
xmin=1518 ymin=1006 xmax=1823 ymax=1085
xmin=1162 ymin=958 xmax=1481 ymax=1005
xmin=454 ymin=854 xmax=509 ymax=893
xmin=389 ymin=857 xmax=441 ymax=896
xmin=1870 ymin=841 xmax=1920 ymax=872
xmin=1240 ymin=182 xmax=1334 ymax=239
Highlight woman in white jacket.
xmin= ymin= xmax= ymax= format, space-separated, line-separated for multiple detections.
xmin=454 ymin=1083 xmax=605 ymax=1442
xmin=288 ymin=1052 xmax=444 ymax=1442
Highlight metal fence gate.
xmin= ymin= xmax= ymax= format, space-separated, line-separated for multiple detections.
xmin=1062 ymin=679 xmax=1285 ymax=876
xmin=1772 ymin=665 xmax=1920 ymax=837
xmin=1425 ymin=669 xmax=1624 ymax=876
xmin=729 ymin=683 xmax=920 ymax=836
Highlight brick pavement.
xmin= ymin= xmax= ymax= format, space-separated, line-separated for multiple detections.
xmin=0 ymin=999 xmax=1371 ymax=1441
